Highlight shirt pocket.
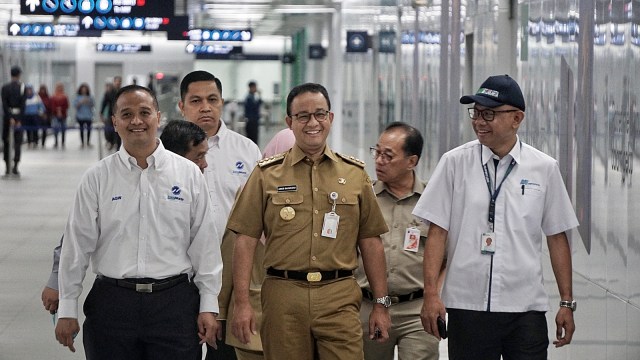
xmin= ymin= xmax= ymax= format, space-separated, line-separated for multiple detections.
xmin=270 ymin=193 xmax=305 ymax=232
xmin=158 ymin=199 xmax=191 ymax=243
xmin=328 ymin=193 xmax=359 ymax=230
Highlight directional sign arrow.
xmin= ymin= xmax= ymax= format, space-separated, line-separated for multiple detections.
xmin=9 ymin=23 xmax=21 ymax=36
xmin=82 ymin=16 xmax=93 ymax=29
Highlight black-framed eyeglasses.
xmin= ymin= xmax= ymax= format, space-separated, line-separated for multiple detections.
xmin=369 ymin=147 xmax=396 ymax=163
xmin=290 ymin=109 xmax=330 ymax=124
xmin=468 ymin=107 xmax=519 ymax=122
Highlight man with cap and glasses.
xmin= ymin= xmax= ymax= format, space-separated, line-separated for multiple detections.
xmin=413 ymin=75 xmax=579 ymax=359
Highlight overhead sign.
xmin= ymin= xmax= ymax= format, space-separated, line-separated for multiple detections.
xmin=185 ymin=44 xmax=239 ymax=55
xmin=188 ymin=29 xmax=252 ymax=42
xmin=96 ymin=43 xmax=151 ymax=53
xmin=6 ymin=42 xmax=57 ymax=51
xmin=8 ymin=22 xmax=101 ymax=37
xmin=346 ymin=31 xmax=369 ymax=53
xmin=21 ymin=0 xmax=175 ymax=17
xmin=80 ymin=15 xmax=187 ymax=32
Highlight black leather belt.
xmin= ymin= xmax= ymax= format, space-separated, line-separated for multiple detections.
xmin=96 ymin=274 xmax=189 ymax=293
xmin=267 ymin=267 xmax=353 ymax=282
xmin=362 ymin=288 xmax=424 ymax=304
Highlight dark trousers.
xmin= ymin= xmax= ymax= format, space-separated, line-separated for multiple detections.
xmin=2 ymin=120 xmax=23 ymax=168
xmin=52 ymin=116 xmax=66 ymax=146
xmin=77 ymin=119 xmax=92 ymax=145
xmin=205 ymin=321 xmax=238 ymax=360
xmin=447 ymin=309 xmax=549 ymax=360
xmin=83 ymin=277 xmax=202 ymax=360
xmin=245 ymin=118 xmax=259 ymax=145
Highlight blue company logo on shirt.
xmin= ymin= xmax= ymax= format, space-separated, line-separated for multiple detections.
xmin=232 ymin=161 xmax=248 ymax=175
xmin=167 ymin=185 xmax=184 ymax=201
xmin=112 ymin=195 xmax=122 ymax=201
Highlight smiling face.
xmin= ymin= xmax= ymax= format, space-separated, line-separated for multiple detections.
xmin=472 ymin=105 xmax=523 ymax=158
xmin=113 ymin=89 xmax=160 ymax=152
xmin=179 ymin=80 xmax=224 ymax=137
xmin=285 ymin=91 xmax=334 ymax=160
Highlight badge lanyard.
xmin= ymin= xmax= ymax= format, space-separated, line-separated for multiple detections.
xmin=482 ymin=155 xmax=517 ymax=232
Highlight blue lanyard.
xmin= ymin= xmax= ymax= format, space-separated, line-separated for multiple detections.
xmin=481 ymin=153 xmax=517 ymax=232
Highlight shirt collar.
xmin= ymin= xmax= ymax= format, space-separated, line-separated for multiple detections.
xmin=481 ymin=135 xmax=522 ymax=165
xmin=207 ymin=120 xmax=229 ymax=149
xmin=117 ymin=139 xmax=165 ymax=170
xmin=287 ymin=143 xmax=339 ymax=165
xmin=373 ymin=171 xmax=425 ymax=198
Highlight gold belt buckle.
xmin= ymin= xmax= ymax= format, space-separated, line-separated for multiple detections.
xmin=306 ymin=272 xmax=322 ymax=282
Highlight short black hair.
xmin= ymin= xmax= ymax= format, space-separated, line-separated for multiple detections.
xmin=248 ymin=81 xmax=257 ymax=87
xmin=384 ymin=122 xmax=423 ymax=162
xmin=180 ymin=71 xmax=223 ymax=101
xmin=113 ymin=85 xmax=159 ymax=114
xmin=160 ymin=120 xmax=207 ymax=156
xmin=10 ymin=66 xmax=21 ymax=77
xmin=286 ymin=83 xmax=331 ymax=116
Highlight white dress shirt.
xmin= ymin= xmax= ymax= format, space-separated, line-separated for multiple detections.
xmin=58 ymin=141 xmax=222 ymax=318
xmin=413 ymin=137 xmax=578 ymax=312
xmin=204 ymin=120 xmax=262 ymax=232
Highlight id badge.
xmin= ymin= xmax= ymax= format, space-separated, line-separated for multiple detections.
xmin=481 ymin=232 xmax=496 ymax=254
xmin=321 ymin=212 xmax=340 ymax=238
xmin=403 ymin=227 xmax=420 ymax=252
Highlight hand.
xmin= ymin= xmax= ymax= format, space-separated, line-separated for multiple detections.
xmin=420 ymin=293 xmax=446 ymax=340
xmin=553 ymin=307 xmax=575 ymax=347
xmin=41 ymin=287 xmax=59 ymax=314
xmin=231 ymin=301 xmax=257 ymax=344
xmin=368 ymin=305 xmax=391 ymax=343
xmin=55 ymin=318 xmax=80 ymax=352
xmin=197 ymin=312 xmax=221 ymax=348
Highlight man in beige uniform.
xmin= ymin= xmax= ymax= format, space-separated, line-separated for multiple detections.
xmin=357 ymin=122 xmax=441 ymax=360
xmin=227 ymin=83 xmax=391 ymax=360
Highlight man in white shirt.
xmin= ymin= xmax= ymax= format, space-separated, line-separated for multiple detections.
xmin=178 ymin=71 xmax=262 ymax=360
xmin=414 ymin=75 xmax=578 ymax=360
xmin=55 ymin=85 xmax=222 ymax=359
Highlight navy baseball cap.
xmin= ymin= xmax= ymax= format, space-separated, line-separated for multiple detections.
xmin=460 ymin=74 xmax=525 ymax=112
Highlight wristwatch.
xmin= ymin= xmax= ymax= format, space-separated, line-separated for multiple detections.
xmin=375 ymin=295 xmax=392 ymax=308
xmin=559 ymin=300 xmax=577 ymax=311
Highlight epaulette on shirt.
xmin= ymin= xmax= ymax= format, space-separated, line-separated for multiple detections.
xmin=336 ymin=153 xmax=365 ymax=168
xmin=257 ymin=152 xmax=286 ymax=168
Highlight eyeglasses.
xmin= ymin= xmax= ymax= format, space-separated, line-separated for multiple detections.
xmin=369 ymin=147 xmax=396 ymax=163
xmin=468 ymin=108 xmax=519 ymax=122
xmin=290 ymin=110 xmax=330 ymax=124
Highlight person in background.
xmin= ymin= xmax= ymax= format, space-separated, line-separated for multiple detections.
xmin=160 ymin=119 xmax=208 ymax=173
xmin=54 ymin=85 xmax=222 ymax=358
xmin=41 ymin=119 xmax=211 ymax=316
xmin=38 ymin=85 xmax=52 ymax=148
xmin=73 ymin=83 xmax=95 ymax=148
xmin=1 ymin=65 xmax=25 ymax=176
xmin=228 ymin=83 xmax=391 ymax=360
xmin=243 ymin=81 xmax=262 ymax=145
xmin=178 ymin=70 xmax=262 ymax=360
xmin=100 ymin=76 xmax=122 ymax=150
xmin=218 ymin=127 xmax=295 ymax=360
xmin=23 ymin=85 xmax=45 ymax=149
xmin=357 ymin=122 xmax=440 ymax=360
xmin=414 ymin=75 xmax=578 ymax=359
xmin=50 ymin=82 xmax=69 ymax=148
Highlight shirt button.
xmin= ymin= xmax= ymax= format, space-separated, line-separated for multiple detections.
xmin=314 ymin=233 xmax=318 ymax=237
xmin=311 ymin=256 xmax=317 ymax=261
xmin=314 ymin=187 xmax=318 ymax=192
xmin=394 ymin=224 xmax=399 ymax=228
xmin=391 ymin=245 xmax=397 ymax=250
xmin=341 ymin=198 xmax=346 ymax=203
xmin=314 ymin=210 xmax=319 ymax=214
xmin=390 ymin=268 xmax=395 ymax=273
xmin=285 ymin=199 xmax=290 ymax=204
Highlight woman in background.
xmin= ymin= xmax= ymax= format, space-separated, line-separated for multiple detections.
xmin=38 ymin=85 xmax=52 ymax=148
xmin=73 ymin=83 xmax=95 ymax=147
xmin=23 ymin=85 xmax=45 ymax=148
xmin=49 ymin=82 xmax=69 ymax=148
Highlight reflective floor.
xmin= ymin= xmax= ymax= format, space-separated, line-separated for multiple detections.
xmin=0 ymin=125 xmax=448 ymax=359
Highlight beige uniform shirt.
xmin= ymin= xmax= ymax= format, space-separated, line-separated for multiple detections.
xmin=227 ymin=144 xmax=388 ymax=271
xmin=356 ymin=173 xmax=428 ymax=295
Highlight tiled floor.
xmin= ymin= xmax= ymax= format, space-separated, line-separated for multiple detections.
xmin=0 ymin=126 xmax=448 ymax=359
